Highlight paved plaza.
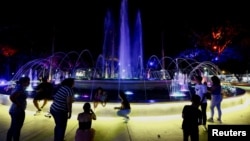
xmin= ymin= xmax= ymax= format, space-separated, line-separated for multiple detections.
xmin=0 ymin=86 xmax=250 ymax=141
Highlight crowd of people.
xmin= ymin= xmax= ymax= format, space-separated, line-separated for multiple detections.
xmin=5 ymin=76 xmax=131 ymax=141
xmin=6 ymin=75 xmax=224 ymax=141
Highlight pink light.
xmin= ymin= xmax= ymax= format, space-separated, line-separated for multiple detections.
xmin=82 ymin=94 xmax=89 ymax=98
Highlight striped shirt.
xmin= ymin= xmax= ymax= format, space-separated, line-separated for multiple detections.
xmin=50 ymin=85 xmax=74 ymax=112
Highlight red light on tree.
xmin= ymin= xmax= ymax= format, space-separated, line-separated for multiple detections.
xmin=212 ymin=28 xmax=222 ymax=39
xmin=0 ymin=45 xmax=17 ymax=57
xmin=190 ymin=20 xmax=242 ymax=57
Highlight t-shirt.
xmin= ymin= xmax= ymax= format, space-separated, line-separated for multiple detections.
xmin=9 ymin=84 xmax=27 ymax=113
xmin=195 ymin=84 xmax=207 ymax=103
xmin=121 ymin=100 xmax=130 ymax=110
xmin=36 ymin=82 xmax=54 ymax=97
xmin=78 ymin=113 xmax=93 ymax=130
xmin=50 ymin=85 xmax=74 ymax=112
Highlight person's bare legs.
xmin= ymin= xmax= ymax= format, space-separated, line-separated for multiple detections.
xmin=101 ymin=101 xmax=107 ymax=107
xmin=42 ymin=99 xmax=52 ymax=117
xmin=93 ymin=101 xmax=98 ymax=110
xmin=33 ymin=99 xmax=41 ymax=111
xmin=41 ymin=99 xmax=48 ymax=109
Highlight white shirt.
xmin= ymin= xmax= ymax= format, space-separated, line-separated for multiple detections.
xmin=195 ymin=84 xmax=207 ymax=103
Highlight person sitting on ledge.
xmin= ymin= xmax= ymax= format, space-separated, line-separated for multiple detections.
xmin=93 ymin=87 xmax=108 ymax=110
xmin=33 ymin=77 xmax=54 ymax=115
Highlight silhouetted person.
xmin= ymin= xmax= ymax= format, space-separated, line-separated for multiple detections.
xmin=33 ymin=77 xmax=54 ymax=115
xmin=50 ymin=78 xmax=75 ymax=141
xmin=93 ymin=87 xmax=107 ymax=110
xmin=75 ymin=102 xmax=96 ymax=141
xmin=182 ymin=94 xmax=202 ymax=141
xmin=114 ymin=91 xmax=131 ymax=122
xmin=194 ymin=75 xmax=208 ymax=131
xmin=207 ymin=75 xmax=223 ymax=123
xmin=6 ymin=76 xmax=30 ymax=141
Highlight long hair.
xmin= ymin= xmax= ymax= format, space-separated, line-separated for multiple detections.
xmin=96 ymin=87 xmax=103 ymax=93
xmin=119 ymin=91 xmax=127 ymax=101
xmin=211 ymin=75 xmax=221 ymax=85
xmin=83 ymin=102 xmax=91 ymax=113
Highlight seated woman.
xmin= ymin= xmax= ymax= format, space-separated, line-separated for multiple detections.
xmin=75 ymin=102 xmax=96 ymax=141
xmin=93 ymin=87 xmax=108 ymax=110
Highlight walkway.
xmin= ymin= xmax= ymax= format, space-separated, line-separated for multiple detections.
xmin=0 ymin=86 xmax=250 ymax=141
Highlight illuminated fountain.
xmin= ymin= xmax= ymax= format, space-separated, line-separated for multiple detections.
xmin=6 ymin=51 xmax=221 ymax=102
xmin=0 ymin=0 xmax=241 ymax=102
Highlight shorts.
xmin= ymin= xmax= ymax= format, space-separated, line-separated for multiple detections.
xmin=34 ymin=93 xmax=50 ymax=100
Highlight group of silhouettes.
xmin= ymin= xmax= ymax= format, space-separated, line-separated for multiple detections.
xmin=182 ymin=75 xmax=223 ymax=141
xmin=6 ymin=76 xmax=131 ymax=141
xmin=5 ymin=75 xmax=222 ymax=141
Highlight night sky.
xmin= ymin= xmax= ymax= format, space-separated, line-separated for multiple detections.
xmin=1 ymin=0 xmax=250 ymax=61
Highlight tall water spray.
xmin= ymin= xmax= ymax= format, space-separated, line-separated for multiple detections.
xmin=118 ymin=0 xmax=143 ymax=79
xmin=103 ymin=10 xmax=115 ymax=78
xmin=132 ymin=11 xmax=144 ymax=78
xmin=119 ymin=0 xmax=131 ymax=79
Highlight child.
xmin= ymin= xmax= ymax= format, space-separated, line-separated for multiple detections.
xmin=182 ymin=94 xmax=202 ymax=141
